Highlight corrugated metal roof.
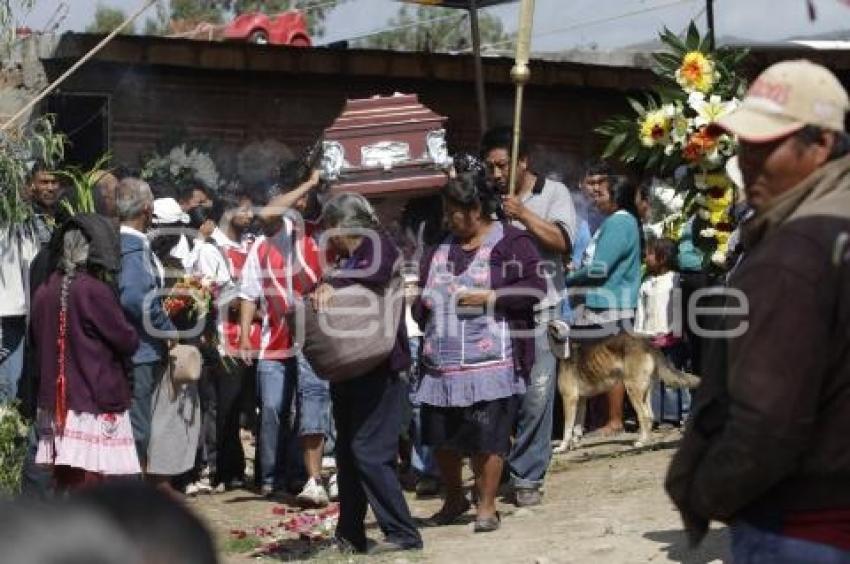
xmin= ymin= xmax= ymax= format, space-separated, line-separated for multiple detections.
xmin=44 ymin=33 xmax=658 ymax=91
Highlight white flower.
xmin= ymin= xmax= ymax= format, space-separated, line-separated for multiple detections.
xmin=689 ymin=92 xmax=739 ymax=128
xmin=700 ymin=228 xmax=717 ymax=238
xmin=663 ymin=103 xmax=679 ymax=118
xmin=711 ymin=249 xmax=727 ymax=266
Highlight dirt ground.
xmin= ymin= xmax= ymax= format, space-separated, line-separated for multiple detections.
xmin=191 ymin=428 xmax=729 ymax=564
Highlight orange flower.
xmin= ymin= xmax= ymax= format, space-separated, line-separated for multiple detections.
xmin=682 ymin=126 xmax=719 ymax=163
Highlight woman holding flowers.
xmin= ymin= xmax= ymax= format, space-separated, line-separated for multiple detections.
xmin=145 ymin=197 xmax=205 ymax=495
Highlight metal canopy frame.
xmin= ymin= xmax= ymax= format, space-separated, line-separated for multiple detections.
xmin=399 ymin=0 xmax=514 ymax=7
xmin=396 ymin=0 xmax=518 ymax=134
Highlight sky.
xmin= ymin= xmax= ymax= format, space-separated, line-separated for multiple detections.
xmin=13 ymin=0 xmax=850 ymax=52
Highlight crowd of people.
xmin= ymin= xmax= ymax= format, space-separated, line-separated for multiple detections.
xmin=0 ymin=124 xmax=694 ymax=551
xmin=2 ymin=58 xmax=849 ymax=561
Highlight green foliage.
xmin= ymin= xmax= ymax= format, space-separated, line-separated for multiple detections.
xmin=223 ymin=533 xmax=262 ymax=554
xmin=142 ymin=0 xmax=171 ymax=35
xmin=86 ymin=4 xmax=134 ymax=35
xmin=0 ymin=115 xmax=66 ymax=226
xmin=358 ymin=5 xmax=513 ymax=52
xmin=0 ymin=404 xmax=29 ymax=497
xmin=170 ymin=0 xmax=225 ymax=26
xmin=59 ymin=153 xmax=111 ymax=217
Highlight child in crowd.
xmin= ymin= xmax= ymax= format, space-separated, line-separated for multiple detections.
xmin=634 ymin=237 xmax=690 ymax=426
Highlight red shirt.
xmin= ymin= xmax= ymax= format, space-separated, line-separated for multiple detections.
xmin=238 ymin=221 xmax=323 ymax=360
xmin=218 ymin=235 xmax=263 ymax=356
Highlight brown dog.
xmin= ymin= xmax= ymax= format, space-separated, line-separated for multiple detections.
xmin=552 ymin=332 xmax=699 ymax=453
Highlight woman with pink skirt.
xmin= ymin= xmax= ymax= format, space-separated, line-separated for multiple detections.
xmin=32 ymin=215 xmax=141 ymax=490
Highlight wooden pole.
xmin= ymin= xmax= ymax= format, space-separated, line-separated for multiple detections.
xmin=706 ymin=0 xmax=716 ymax=49
xmin=469 ymin=0 xmax=488 ymax=136
xmin=508 ymin=0 xmax=535 ymax=196
xmin=1 ymin=0 xmax=157 ymax=131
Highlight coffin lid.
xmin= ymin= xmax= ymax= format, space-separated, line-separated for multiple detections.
xmin=325 ymin=93 xmax=446 ymax=135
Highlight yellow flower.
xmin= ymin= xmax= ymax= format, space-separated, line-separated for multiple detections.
xmin=676 ymin=51 xmax=717 ymax=94
xmin=639 ymin=109 xmax=671 ymax=147
xmin=703 ymin=189 xmax=732 ymax=212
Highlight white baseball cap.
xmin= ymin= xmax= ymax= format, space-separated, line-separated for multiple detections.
xmin=152 ymin=197 xmax=189 ymax=225
xmin=716 ymin=59 xmax=849 ymax=142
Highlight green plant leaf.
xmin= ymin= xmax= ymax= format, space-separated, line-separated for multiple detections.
xmin=627 ymin=97 xmax=646 ymax=116
xmin=604 ymin=132 xmax=628 ymax=158
xmin=685 ymin=21 xmax=700 ymax=51
xmin=659 ymin=26 xmax=687 ymax=53
xmin=652 ymin=51 xmax=682 ymax=70
xmin=646 ymin=150 xmax=662 ymax=171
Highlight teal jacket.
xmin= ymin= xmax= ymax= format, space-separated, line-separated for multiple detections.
xmin=677 ymin=218 xmax=705 ymax=272
xmin=566 ymin=210 xmax=641 ymax=310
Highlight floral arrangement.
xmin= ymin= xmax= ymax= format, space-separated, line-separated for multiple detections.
xmin=0 ymin=115 xmax=65 ymax=226
xmin=597 ymin=23 xmax=749 ymax=270
xmin=164 ymin=275 xmax=214 ymax=320
xmin=142 ymin=144 xmax=221 ymax=194
xmin=0 ymin=403 xmax=29 ymax=497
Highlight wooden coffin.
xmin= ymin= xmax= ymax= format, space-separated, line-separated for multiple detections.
xmin=320 ymin=93 xmax=450 ymax=199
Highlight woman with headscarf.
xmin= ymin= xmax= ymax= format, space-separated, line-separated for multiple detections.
xmin=413 ymin=173 xmax=546 ymax=533
xmin=33 ymin=214 xmax=141 ymax=490
xmin=311 ymin=192 xmax=423 ymax=554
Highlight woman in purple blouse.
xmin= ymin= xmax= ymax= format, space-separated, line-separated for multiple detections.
xmin=413 ymin=174 xmax=545 ymax=533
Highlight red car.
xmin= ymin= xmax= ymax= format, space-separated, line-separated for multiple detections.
xmin=223 ymin=10 xmax=312 ymax=47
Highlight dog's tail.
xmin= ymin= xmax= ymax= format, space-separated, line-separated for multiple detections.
xmin=651 ymin=348 xmax=700 ymax=388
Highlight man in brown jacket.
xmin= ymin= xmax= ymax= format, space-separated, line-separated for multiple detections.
xmin=666 ymin=60 xmax=850 ymax=561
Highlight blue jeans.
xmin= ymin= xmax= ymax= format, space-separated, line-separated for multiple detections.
xmin=0 ymin=316 xmax=26 ymax=403
xmin=257 ymin=358 xmax=301 ymax=488
xmin=732 ymin=521 xmax=850 ymax=563
xmin=651 ymin=343 xmax=691 ymax=424
xmin=406 ymin=337 xmax=436 ymax=478
xmin=295 ymin=354 xmax=332 ymax=440
xmin=508 ymin=307 xmax=557 ymax=491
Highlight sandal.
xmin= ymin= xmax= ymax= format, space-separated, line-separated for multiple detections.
xmin=423 ymin=500 xmax=471 ymax=526
xmin=474 ymin=512 xmax=501 ymax=533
